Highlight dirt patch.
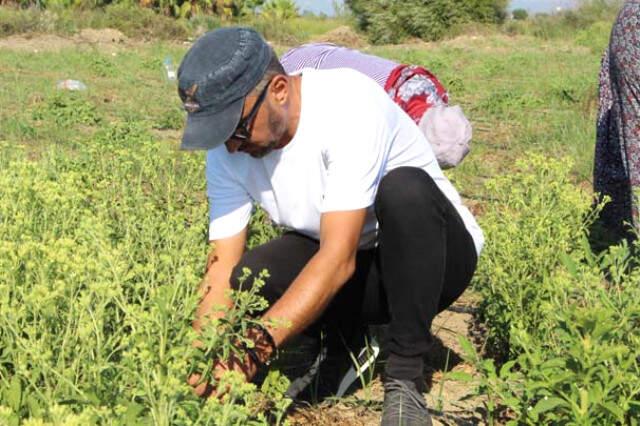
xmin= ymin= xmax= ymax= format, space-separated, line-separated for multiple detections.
xmin=0 ymin=33 xmax=75 ymax=52
xmin=77 ymin=28 xmax=127 ymax=44
xmin=311 ymin=26 xmax=367 ymax=48
xmin=0 ymin=28 xmax=128 ymax=52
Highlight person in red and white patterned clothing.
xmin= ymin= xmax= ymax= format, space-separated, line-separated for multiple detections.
xmin=280 ymin=43 xmax=472 ymax=169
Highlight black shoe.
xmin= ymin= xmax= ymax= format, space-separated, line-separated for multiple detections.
xmin=381 ymin=377 xmax=433 ymax=426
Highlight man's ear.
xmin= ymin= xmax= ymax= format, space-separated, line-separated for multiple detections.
xmin=269 ymin=74 xmax=289 ymax=105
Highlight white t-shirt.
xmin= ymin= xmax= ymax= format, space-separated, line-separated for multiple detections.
xmin=206 ymin=68 xmax=484 ymax=255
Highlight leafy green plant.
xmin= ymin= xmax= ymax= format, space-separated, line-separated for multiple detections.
xmin=512 ymin=8 xmax=528 ymax=20
xmin=345 ymin=0 xmax=508 ymax=43
xmin=261 ymin=0 xmax=298 ymax=21
xmin=0 ymin=122 xmax=290 ymax=425
xmin=466 ymin=154 xmax=640 ymax=424
xmin=472 ymin=154 xmax=593 ymax=358
xmin=153 ymin=104 xmax=185 ymax=131
xmin=32 ymin=92 xmax=101 ymax=127
xmin=89 ymin=55 xmax=118 ymax=77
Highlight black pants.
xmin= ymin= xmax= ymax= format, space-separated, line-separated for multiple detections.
xmin=230 ymin=167 xmax=478 ymax=358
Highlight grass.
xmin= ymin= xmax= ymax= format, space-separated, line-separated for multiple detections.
xmin=0 ymin=43 xmax=187 ymax=149
xmin=0 ymin=27 xmax=604 ymax=185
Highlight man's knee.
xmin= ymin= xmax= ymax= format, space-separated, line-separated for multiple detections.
xmin=375 ymin=167 xmax=439 ymax=219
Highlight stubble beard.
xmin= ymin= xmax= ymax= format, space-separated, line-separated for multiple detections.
xmin=248 ymin=106 xmax=287 ymax=158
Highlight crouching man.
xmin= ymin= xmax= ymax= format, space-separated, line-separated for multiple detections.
xmin=178 ymin=28 xmax=484 ymax=426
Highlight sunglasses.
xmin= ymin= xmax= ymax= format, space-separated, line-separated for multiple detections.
xmin=230 ymin=80 xmax=272 ymax=142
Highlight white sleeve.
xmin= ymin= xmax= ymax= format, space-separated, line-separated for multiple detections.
xmin=206 ymin=148 xmax=253 ymax=241
xmin=320 ymin=110 xmax=391 ymax=213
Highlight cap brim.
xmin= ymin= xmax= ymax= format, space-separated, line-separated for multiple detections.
xmin=180 ymin=97 xmax=244 ymax=151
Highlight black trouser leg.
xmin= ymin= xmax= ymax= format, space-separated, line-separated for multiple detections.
xmin=374 ymin=167 xmax=477 ymax=381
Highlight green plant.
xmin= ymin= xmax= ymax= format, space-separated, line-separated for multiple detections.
xmin=512 ymin=8 xmax=528 ymax=20
xmin=90 ymin=55 xmax=118 ymax=77
xmin=472 ymin=154 xmax=593 ymax=358
xmin=261 ymin=0 xmax=298 ymax=21
xmin=32 ymin=92 xmax=101 ymax=127
xmin=0 ymin=122 xmax=290 ymax=424
xmin=345 ymin=0 xmax=508 ymax=43
xmin=465 ymin=154 xmax=640 ymax=424
xmin=574 ymin=20 xmax=612 ymax=53
xmin=154 ymin=104 xmax=185 ymax=130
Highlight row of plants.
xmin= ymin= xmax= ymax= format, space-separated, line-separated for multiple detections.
xmin=465 ymin=154 xmax=640 ymax=424
xmin=0 ymin=112 xmax=290 ymax=424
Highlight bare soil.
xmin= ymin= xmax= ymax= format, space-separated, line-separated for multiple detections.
xmin=310 ymin=25 xmax=367 ymax=49
xmin=0 ymin=28 xmax=128 ymax=53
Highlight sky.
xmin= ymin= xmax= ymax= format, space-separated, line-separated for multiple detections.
xmin=509 ymin=0 xmax=578 ymax=12
xmin=293 ymin=0 xmax=580 ymax=16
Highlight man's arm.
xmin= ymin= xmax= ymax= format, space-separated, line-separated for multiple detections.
xmin=192 ymin=211 xmax=364 ymax=395
xmin=193 ymin=227 xmax=248 ymax=332
xmin=261 ymin=208 xmax=367 ymax=348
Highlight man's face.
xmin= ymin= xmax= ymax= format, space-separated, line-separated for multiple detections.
xmin=224 ymin=77 xmax=289 ymax=159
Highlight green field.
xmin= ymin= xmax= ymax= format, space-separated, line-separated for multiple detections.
xmin=1 ymin=11 xmax=640 ymax=425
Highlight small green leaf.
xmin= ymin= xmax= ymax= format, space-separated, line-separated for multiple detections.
xmin=600 ymin=401 xmax=624 ymax=420
xmin=180 ymin=2 xmax=191 ymax=18
xmin=530 ymin=397 xmax=567 ymax=416
xmin=457 ymin=335 xmax=476 ymax=361
xmin=446 ymin=371 xmax=474 ymax=382
xmin=123 ymin=402 xmax=145 ymax=425
xmin=27 ymin=395 xmax=43 ymax=418
xmin=6 ymin=377 xmax=22 ymax=412
xmin=499 ymin=360 xmax=517 ymax=378
xmin=559 ymin=252 xmax=577 ymax=276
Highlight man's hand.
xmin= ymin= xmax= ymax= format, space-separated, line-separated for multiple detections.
xmin=188 ymin=354 xmax=257 ymax=398
xmin=189 ymin=326 xmax=275 ymax=398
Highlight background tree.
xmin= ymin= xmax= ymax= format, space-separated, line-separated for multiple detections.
xmin=261 ymin=0 xmax=298 ymax=20
xmin=214 ymin=0 xmax=266 ymax=18
xmin=345 ymin=0 xmax=509 ymax=44
xmin=512 ymin=8 xmax=528 ymax=20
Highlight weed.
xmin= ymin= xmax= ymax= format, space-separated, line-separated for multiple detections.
xmin=154 ymin=105 xmax=185 ymax=131
xmin=89 ymin=55 xmax=118 ymax=77
xmin=32 ymin=92 xmax=101 ymax=127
